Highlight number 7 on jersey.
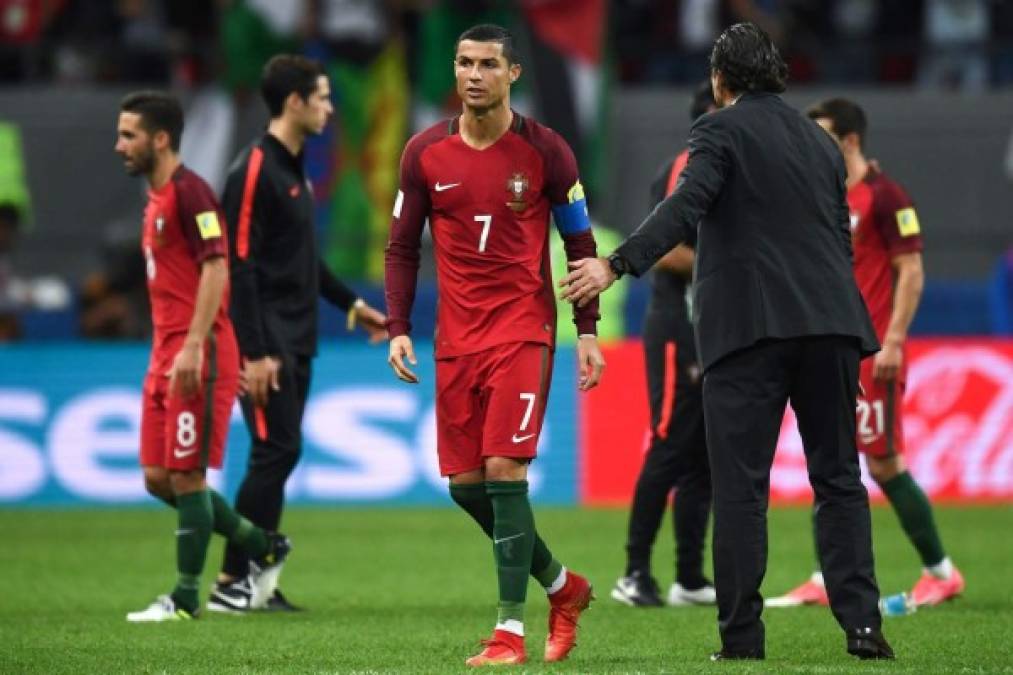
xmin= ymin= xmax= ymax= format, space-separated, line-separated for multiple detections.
xmin=474 ymin=214 xmax=492 ymax=253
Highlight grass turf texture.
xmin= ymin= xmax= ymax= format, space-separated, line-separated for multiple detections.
xmin=1 ymin=505 xmax=1010 ymax=674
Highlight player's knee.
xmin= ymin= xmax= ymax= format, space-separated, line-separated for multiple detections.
xmin=169 ymin=469 xmax=206 ymax=495
xmin=142 ymin=467 xmax=171 ymax=499
xmin=868 ymin=456 xmax=903 ymax=484
xmin=484 ymin=456 xmax=528 ymax=481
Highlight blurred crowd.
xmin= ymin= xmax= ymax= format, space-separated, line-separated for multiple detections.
xmin=616 ymin=0 xmax=1013 ymax=90
xmin=1 ymin=0 xmax=1012 ymax=343
xmin=2 ymin=0 xmax=1012 ymax=91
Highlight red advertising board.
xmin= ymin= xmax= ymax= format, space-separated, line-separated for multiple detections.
xmin=580 ymin=338 xmax=1013 ymax=505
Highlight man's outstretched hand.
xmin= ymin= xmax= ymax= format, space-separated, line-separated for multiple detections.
xmin=351 ymin=300 xmax=388 ymax=343
xmin=559 ymin=257 xmax=616 ymax=307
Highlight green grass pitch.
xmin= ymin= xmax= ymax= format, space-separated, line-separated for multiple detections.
xmin=1 ymin=505 xmax=1010 ymax=673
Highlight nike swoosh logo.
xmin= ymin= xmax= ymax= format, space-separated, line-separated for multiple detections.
xmin=493 ymin=532 xmax=525 ymax=545
xmin=511 ymin=433 xmax=535 ymax=444
xmin=174 ymin=447 xmax=198 ymax=459
xmin=434 ymin=182 xmax=460 ymax=192
xmin=175 ymin=528 xmax=195 ymax=536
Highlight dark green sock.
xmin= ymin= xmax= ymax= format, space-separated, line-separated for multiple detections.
xmin=172 ymin=490 xmax=213 ymax=612
xmin=208 ymin=490 xmax=268 ymax=558
xmin=487 ymin=480 xmax=537 ymax=625
xmin=881 ymin=471 xmax=946 ymax=567
xmin=450 ymin=483 xmax=563 ymax=588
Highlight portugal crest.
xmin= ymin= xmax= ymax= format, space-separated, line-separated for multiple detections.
xmin=506 ymin=172 xmax=529 ymax=212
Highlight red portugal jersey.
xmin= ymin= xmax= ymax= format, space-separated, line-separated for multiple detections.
xmin=385 ymin=114 xmax=598 ymax=359
xmin=848 ymin=167 xmax=923 ymax=339
xmin=142 ymin=165 xmax=231 ymax=371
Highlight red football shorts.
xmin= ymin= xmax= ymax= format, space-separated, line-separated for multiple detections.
xmin=140 ymin=330 xmax=239 ymax=471
xmin=856 ymin=356 xmax=906 ymax=458
xmin=435 ymin=341 xmax=553 ymax=476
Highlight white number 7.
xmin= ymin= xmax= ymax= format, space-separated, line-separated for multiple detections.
xmin=518 ymin=392 xmax=536 ymax=431
xmin=474 ymin=214 xmax=492 ymax=253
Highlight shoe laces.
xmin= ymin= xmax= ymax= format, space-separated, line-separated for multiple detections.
xmin=479 ymin=636 xmax=515 ymax=651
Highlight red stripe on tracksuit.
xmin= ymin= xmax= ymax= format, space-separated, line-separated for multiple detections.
xmin=665 ymin=150 xmax=690 ymax=197
xmin=236 ymin=147 xmax=264 ymax=260
xmin=655 ymin=341 xmax=677 ymax=439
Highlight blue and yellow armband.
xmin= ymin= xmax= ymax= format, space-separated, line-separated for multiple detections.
xmin=552 ymin=180 xmax=591 ymax=235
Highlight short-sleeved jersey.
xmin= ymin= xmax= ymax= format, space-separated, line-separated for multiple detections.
xmin=385 ymin=114 xmax=595 ymax=359
xmin=142 ymin=165 xmax=230 ymax=369
xmin=848 ymin=167 xmax=923 ymax=339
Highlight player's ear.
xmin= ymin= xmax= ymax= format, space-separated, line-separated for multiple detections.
xmin=152 ymin=129 xmax=170 ymax=152
xmin=285 ymin=91 xmax=303 ymax=115
xmin=509 ymin=62 xmax=521 ymax=84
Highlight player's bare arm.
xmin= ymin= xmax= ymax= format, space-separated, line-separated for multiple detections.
xmin=167 ymin=255 xmax=227 ymax=398
xmin=875 ymin=251 xmax=924 ymax=382
xmin=387 ymin=334 xmax=419 ymax=384
xmin=654 ymin=244 xmax=695 ymax=278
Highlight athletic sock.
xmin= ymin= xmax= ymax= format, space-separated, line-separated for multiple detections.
xmin=449 ymin=482 xmax=563 ymax=590
xmin=927 ymin=557 xmax=954 ymax=580
xmin=172 ymin=489 xmax=213 ymax=612
xmin=449 ymin=482 xmax=495 ymax=537
xmin=487 ymin=480 xmax=536 ymax=627
xmin=880 ymin=471 xmax=947 ymax=568
xmin=544 ymin=565 xmax=567 ymax=595
xmin=208 ymin=489 xmax=268 ymax=558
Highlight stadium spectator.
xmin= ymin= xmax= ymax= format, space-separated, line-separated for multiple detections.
xmin=0 ymin=202 xmax=23 ymax=340
xmin=918 ymin=0 xmax=990 ymax=91
xmin=79 ymin=222 xmax=150 ymax=339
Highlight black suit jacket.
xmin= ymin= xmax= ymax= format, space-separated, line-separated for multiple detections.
xmin=616 ymin=92 xmax=879 ymax=371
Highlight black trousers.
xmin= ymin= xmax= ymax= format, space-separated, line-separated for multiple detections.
xmin=624 ymin=311 xmax=711 ymax=587
xmin=222 ymin=354 xmax=312 ymax=577
xmin=704 ymin=336 xmax=880 ymax=651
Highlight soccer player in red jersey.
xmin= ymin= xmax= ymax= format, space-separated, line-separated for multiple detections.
xmin=767 ymin=98 xmax=964 ymax=609
xmin=384 ymin=24 xmax=603 ymax=667
xmin=115 ymin=92 xmax=288 ymax=622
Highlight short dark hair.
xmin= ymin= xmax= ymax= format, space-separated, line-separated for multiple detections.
xmin=456 ymin=23 xmax=516 ymax=64
xmin=690 ymin=80 xmax=715 ymax=121
xmin=710 ymin=22 xmax=788 ymax=95
xmin=806 ymin=98 xmax=867 ymax=148
xmin=120 ymin=91 xmax=184 ymax=152
xmin=261 ymin=54 xmax=324 ymax=118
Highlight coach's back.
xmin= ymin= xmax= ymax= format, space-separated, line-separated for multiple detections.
xmin=623 ymin=92 xmax=879 ymax=371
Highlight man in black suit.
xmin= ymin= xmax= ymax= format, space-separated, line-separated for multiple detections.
xmin=561 ymin=22 xmax=894 ymax=661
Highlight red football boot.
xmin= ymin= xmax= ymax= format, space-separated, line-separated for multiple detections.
xmin=765 ymin=573 xmax=830 ymax=608
xmin=465 ymin=629 xmax=526 ymax=667
xmin=910 ymin=565 xmax=965 ymax=606
xmin=545 ymin=570 xmax=594 ymax=662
